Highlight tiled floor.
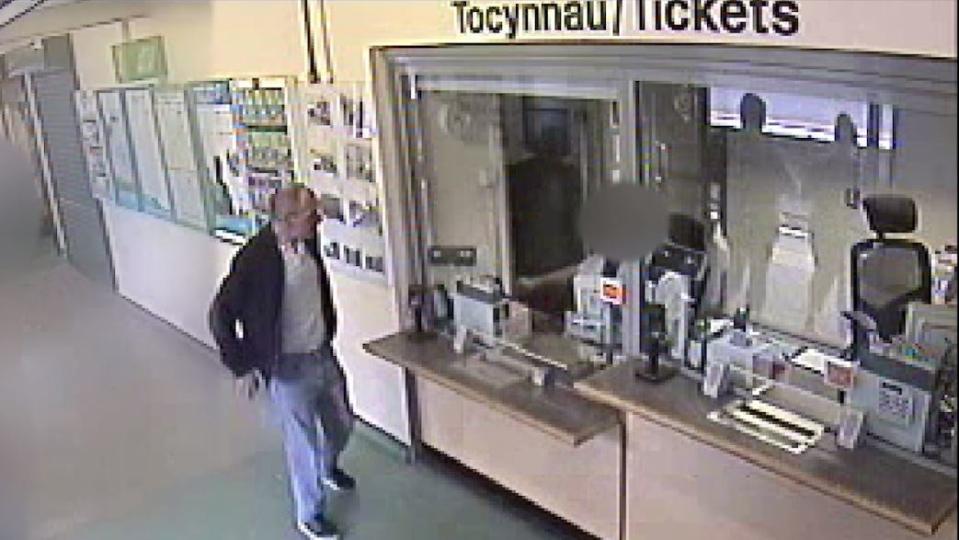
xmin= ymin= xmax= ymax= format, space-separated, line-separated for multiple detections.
xmin=0 ymin=257 xmax=592 ymax=540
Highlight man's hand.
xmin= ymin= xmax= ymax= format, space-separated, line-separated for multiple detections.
xmin=235 ymin=372 xmax=264 ymax=400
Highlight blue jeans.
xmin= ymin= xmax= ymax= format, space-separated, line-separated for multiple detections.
xmin=270 ymin=345 xmax=354 ymax=523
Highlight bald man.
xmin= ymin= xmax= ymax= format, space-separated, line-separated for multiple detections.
xmin=209 ymin=186 xmax=353 ymax=540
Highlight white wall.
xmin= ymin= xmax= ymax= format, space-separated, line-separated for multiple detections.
xmin=323 ymin=0 xmax=957 ymax=82
xmin=125 ymin=0 xmax=308 ymax=83
xmin=68 ymin=21 xmax=124 ymax=89
xmin=328 ymin=275 xmax=409 ymax=444
xmin=0 ymin=0 xmax=148 ymax=53
xmin=5 ymin=1 xmax=957 ymax=75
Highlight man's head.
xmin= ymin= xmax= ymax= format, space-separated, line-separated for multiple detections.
xmin=270 ymin=185 xmax=320 ymax=244
xmin=739 ymin=93 xmax=767 ymax=132
xmin=529 ymin=125 xmax=569 ymax=158
xmin=835 ymin=113 xmax=856 ymax=146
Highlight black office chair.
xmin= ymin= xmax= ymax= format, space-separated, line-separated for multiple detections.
xmin=850 ymin=195 xmax=932 ymax=354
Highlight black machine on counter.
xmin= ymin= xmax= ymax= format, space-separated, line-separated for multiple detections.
xmin=633 ymin=214 xmax=710 ymax=381
xmin=564 ymin=213 xmax=710 ymax=380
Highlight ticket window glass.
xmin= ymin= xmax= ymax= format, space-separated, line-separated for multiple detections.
xmin=394 ymin=57 xmax=956 ymax=353
xmin=632 ymin=81 xmax=956 ymax=348
xmin=407 ymin=79 xmax=623 ymax=328
xmin=886 ymin=108 xmax=958 ymax=253
xmin=636 ymin=83 xmax=709 ymax=221
xmin=697 ymin=90 xmax=956 ymax=347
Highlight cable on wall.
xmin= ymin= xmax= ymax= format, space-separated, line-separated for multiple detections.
xmin=300 ymin=0 xmax=320 ymax=84
xmin=301 ymin=0 xmax=335 ymax=84
xmin=316 ymin=0 xmax=334 ymax=83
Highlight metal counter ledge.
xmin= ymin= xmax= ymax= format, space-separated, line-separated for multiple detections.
xmin=574 ymin=359 xmax=958 ymax=536
xmin=363 ymin=332 xmax=620 ymax=446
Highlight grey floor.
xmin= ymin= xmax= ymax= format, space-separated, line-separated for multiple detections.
xmin=0 ymin=255 xmax=593 ymax=540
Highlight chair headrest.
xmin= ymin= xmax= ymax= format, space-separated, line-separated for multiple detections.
xmin=863 ymin=195 xmax=918 ymax=235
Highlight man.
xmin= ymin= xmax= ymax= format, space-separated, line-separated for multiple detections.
xmin=508 ymin=124 xmax=584 ymax=317
xmin=209 ymin=186 xmax=354 ymax=540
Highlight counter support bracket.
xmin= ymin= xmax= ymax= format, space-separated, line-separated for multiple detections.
xmin=404 ymin=368 xmax=424 ymax=464
xmin=618 ymin=415 xmax=627 ymax=540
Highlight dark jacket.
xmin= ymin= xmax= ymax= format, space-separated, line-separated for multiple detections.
xmin=208 ymin=226 xmax=337 ymax=378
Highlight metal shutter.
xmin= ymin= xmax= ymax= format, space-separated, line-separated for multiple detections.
xmin=32 ymin=69 xmax=115 ymax=288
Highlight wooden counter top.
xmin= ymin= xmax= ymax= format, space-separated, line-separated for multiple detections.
xmin=364 ymin=332 xmax=621 ymax=446
xmin=575 ymin=360 xmax=958 ymax=536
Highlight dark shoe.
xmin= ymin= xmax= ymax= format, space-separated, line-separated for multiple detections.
xmin=297 ymin=515 xmax=340 ymax=540
xmin=322 ymin=468 xmax=356 ymax=492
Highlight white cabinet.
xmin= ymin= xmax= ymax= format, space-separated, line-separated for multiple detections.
xmin=417 ymin=378 xmax=621 ymax=540
xmin=625 ymin=414 xmax=957 ymax=540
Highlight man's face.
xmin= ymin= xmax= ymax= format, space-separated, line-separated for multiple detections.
xmin=273 ymin=190 xmax=320 ymax=244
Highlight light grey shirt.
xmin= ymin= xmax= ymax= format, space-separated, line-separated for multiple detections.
xmin=280 ymin=241 xmax=328 ymax=354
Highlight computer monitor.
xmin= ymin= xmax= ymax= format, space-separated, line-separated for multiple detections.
xmin=904 ymin=302 xmax=957 ymax=365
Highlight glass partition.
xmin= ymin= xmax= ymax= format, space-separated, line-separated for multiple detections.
xmin=394 ymin=49 xmax=956 ymax=373
xmin=708 ymin=90 xmax=878 ymax=346
xmin=410 ymin=83 xmax=622 ymax=326
xmin=702 ymin=90 xmax=956 ymax=348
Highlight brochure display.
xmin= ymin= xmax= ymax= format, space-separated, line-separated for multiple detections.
xmin=82 ymin=77 xmax=312 ymax=248
xmin=97 ymin=89 xmax=140 ymax=210
xmin=74 ymin=90 xmax=115 ymax=201
xmin=124 ymin=88 xmax=174 ymax=218
xmin=155 ymin=88 xmax=209 ymax=230
xmin=230 ymin=77 xmax=300 ymax=238
xmin=302 ymin=82 xmax=387 ymax=285
xmin=189 ymin=80 xmax=251 ymax=242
